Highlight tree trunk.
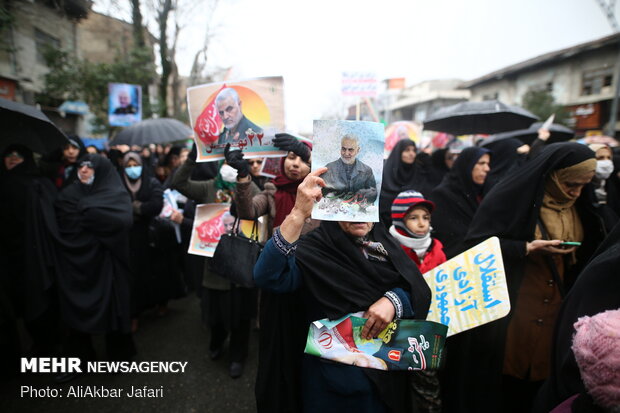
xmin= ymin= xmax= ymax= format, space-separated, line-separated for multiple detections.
xmin=131 ymin=0 xmax=145 ymax=47
xmin=158 ymin=0 xmax=172 ymax=118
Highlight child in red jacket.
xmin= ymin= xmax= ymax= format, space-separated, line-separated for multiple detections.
xmin=389 ymin=190 xmax=446 ymax=412
xmin=389 ymin=190 xmax=446 ymax=274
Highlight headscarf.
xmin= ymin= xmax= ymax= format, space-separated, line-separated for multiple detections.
xmin=295 ymin=220 xmax=431 ymax=321
xmin=122 ymin=152 xmax=143 ymax=199
xmin=539 ymin=159 xmax=595 ymax=264
xmin=1 ymin=144 xmax=37 ymax=176
xmin=482 ymin=137 xmax=524 ymax=193
xmin=431 ymin=146 xmax=491 ymax=222
xmin=53 ymin=154 xmax=133 ymax=333
xmin=467 ymin=143 xmax=596 ymax=246
xmin=379 ymin=139 xmax=430 ymax=226
xmin=272 ymin=145 xmax=311 ymax=227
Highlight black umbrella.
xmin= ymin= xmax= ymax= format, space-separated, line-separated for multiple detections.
xmin=1 ymin=97 xmax=68 ymax=154
xmin=423 ymin=100 xmax=539 ymax=135
xmin=481 ymin=122 xmax=574 ymax=147
xmin=112 ymin=118 xmax=192 ymax=146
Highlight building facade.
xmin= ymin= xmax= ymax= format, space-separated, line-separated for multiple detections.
xmin=462 ymin=33 xmax=620 ymax=136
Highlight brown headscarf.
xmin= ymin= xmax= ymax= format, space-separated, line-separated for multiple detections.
xmin=538 ymin=159 xmax=596 ymax=261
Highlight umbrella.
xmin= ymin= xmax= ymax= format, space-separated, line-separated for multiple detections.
xmin=1 ymin=97 xmax=68 ymax=154
xmin=384 ymin=121 xmax=421 ymax=152
xmin=112 ymin=118 xmax=193 ymax=146
xmin=423 ymin=100 xmax=539 ymax=135
xmin=481 ymin=122 xmax=574 ymax=147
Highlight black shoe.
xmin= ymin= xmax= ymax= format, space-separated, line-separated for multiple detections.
xmin=209 ymin=347 xmax=223 ymax=360
xmin=229 ymin=362 xmax=244 ymax=379
xmin=54 ymin=372 xmax=80 ymax=383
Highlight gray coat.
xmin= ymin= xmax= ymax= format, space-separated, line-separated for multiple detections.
xmin=321 ymin=158 xmax=378 ymax=203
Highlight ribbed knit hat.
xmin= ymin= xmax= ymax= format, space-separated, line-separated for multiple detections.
xmin=391 ymin=190 xmax=435 ymax=235
xmin=571 ymin=308 xmax=620 ymax=410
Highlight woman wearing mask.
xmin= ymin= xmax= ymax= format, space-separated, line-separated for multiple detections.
xmin=226 ymin=133 xmax=318 ymax=412
xmin=379 ymin=139 xmax=431 ymax=227
xmin=429 ymin=147 xmax=491 ymax=259
xmin=120 ymin=153 xmax=163 ymax=329
xmin=588 ymin=143 xmax=619 ymax=230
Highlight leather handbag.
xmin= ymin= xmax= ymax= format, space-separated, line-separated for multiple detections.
xmin=210 ymin=218 xmax=262 ymax=288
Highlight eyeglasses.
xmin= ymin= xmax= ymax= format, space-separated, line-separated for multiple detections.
xmin=4 ymin=151 xmax=23 ymax=159
xmin=79 ymin=160 xmax=94 ymax=168
xmin=248 ymin=160 xmax=263 ymax=165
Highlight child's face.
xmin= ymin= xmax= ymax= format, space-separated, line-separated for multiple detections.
xmin=404 ymin=206 xmax=431 ymax=236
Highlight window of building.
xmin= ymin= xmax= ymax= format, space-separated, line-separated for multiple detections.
xmin=35 ymin=28 xmax=61 ymax=64
xmin=482 ymin=92 xmax=499 ymax=101
xmin=581 ymin=67 xmax=614 ymax=96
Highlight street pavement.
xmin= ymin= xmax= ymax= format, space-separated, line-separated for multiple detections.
xmin=1 ymin=295 xmax=259 ymax=412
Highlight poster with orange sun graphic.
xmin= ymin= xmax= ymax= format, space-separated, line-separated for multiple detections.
xmin=187 ymin=76 xmax=286 ymax=162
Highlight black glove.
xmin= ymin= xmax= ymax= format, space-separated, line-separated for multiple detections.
xmin=188 ymin=142 xmax=197 ymax=162
xmin=272 ymin=133 xmax=310 ymax=162
xmin=224 ymin=143 xmax=249 ymax=178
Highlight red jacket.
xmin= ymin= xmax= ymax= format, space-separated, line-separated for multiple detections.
xmin=401 ymin=238 xmax=447 ymax=274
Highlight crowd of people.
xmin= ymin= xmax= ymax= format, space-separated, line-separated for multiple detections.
xmin=1 ymin=127 xmax=620 ymax=412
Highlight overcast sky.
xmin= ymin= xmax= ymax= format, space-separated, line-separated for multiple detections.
xmin=95 ymin=0 xmax=617 ymax=133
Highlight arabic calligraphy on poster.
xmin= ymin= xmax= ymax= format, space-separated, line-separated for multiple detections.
xmin=423 ymin=237 xmax=511 ymax=337
xmin=187 ymin=76 xmax=286 ymax=162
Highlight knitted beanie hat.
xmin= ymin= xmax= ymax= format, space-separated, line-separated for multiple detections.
xmin=391 ymin=190 xmax=435 ymax=236
xmin=571 ymin=308 xmax=620 ymax=410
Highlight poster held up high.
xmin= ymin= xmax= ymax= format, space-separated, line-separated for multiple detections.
xmin=311 ymin=120 xmax=384 ymax=222
xmin=108 ymin=83 xmax=142 ymax=127
xmin=187 ymin=76 xmax=286 ymax=162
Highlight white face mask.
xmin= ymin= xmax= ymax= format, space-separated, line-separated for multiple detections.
xmin=596 ymin=160 xmax=614 ymax=180
xmin=220 ymin=163 xmax=238 ymax=183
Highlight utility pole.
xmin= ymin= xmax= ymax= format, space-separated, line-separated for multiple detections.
xmin=595 ymin=0 xmax=620 ymax=137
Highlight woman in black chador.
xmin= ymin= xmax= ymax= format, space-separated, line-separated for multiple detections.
xmin=53 ymin=154 xmax=136 ymax=364
xmin=379 ymin=139 xmax=431 ymax=227
xmin=448 ymin=143 xmax=606 ymax=413
xmin=120 ymin=152 xmax=164 ymax=324
xmin=429 ymin=146 xmax=491 ymax=259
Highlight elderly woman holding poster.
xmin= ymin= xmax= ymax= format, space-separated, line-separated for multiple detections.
xmin=253 ymin=168 xmax=431 ymax=413
xmin=226 ymin=134 xmax=318 ymax=412
xmin=448 ymin=143 xmax=606 ymax=413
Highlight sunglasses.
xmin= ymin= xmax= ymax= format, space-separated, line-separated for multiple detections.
xmin=79 ymin=160 xmax=94 ymax=168
xmin=248 ymin=160 xmax=263 ymax=165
